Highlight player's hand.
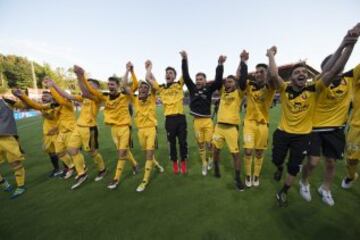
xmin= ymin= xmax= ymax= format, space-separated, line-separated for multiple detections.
xmin=73 ymin=65 xmax=85 ymax=77
xmin=43 ymin=77 xmax=54 ymax=87
xmin=218 ymin=55 xmax=227 ymax=64
xmin=145 ymin=60 xmax=152 ymax=71
xmin=266 ymin=46 xmax=277 ymax=57
xmin=11 ymin=88 xmax=23 ymax=97
xmin=179 ymin=50 xmax=187 ymax=60
xmin=126 ymin=61 xmax=134 ymax=72
xmin=240 ymin=50 xmax=249 ymax=62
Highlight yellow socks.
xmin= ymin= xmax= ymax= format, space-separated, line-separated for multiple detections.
xmin=14 ymin=165 xmax=25 ymax=187
xmin=92 ymin=152 xmax=105 ymax=171
xmin=244 ymin=154 xmax=252 ymax=176
xmin=72 ymin=152 xmax=86 ymax=176
xmin=199 ymin=147 xmax=207 ymax=166
xmin=254 ymin=156 xmax=264 ymax=177
xmin=114 ymin=159 xmax=127 ymax=181
xmin=60 ymin=153 xmax=74 ymax=169
xmin=143 ymin=160 xmax=154 ymax=183
xmin=128 ymin=151 xmax=138 ymax=167
xmin=346 ymin=159 xmax=359 ymax=179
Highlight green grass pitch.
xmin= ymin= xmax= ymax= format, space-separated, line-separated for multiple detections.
xmin=0 ymin=105 xmax=359 ymax=240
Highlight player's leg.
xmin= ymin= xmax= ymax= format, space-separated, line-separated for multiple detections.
xmin=318 ymin=129 xmax=345 ymax=206
xmin=272 ymin=129 xmax=290 ymax=181
xmin=177 ymin=115 xmax=188 ymax=174
xmin=212 ymin=124 xmax=225 ymax=178
xmin=277 ymin=134 xmax=310 ymax=207
xmin=342 ymin=126 xmax=360 ymax=189
xmin=252 ymin=123 xmax=269 ymax=187
xmin=194 ymin=119 xmax=207 ymax=175
xmin=243 ymin=120 xmax=255 ymax=187
xmin=225 ymin=126 xmax=244 ymax=191
xmin=165 ymin=117 xmax=179 ymax=174
xmin=55 ymin=132 xmax=75 ymax=179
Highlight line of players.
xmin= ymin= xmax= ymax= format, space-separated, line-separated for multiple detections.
xmin=0 ymin=23 xmax=359 ymax=207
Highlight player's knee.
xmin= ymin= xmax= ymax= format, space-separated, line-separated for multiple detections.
xmin=57 ymin=151 xmax=66 ymax=158
xmin=287 ymin=163 xmax=300 ymax=176
xmin=255 ymin=150 xmax=264 ymax=158
xmin=347 ymin=159 xmax=359 ymax=166
xmin=68 ymin=148 xmax=79 ymax=156
xmin=244 ymin=149 xmax=253 ymax=156
xmin=198 ymin=142 xmax=205 ymax=149
xmin=10 ymin=161 xmax=22 ymax=169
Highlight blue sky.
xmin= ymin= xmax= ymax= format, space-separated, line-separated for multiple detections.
xmin=0 ymin=0 xmax=359 ymax=83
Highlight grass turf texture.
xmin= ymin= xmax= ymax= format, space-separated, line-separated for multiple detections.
xmin=0 ymin=105 xmax=359 ymax=240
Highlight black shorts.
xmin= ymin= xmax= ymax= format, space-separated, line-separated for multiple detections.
xmin=89 ymin=126 xmax=99 ymax=150
xmin=272 ymin=129 xmax=311 ymax=176
xmin=309 ymin=128 xmax=345 ymax=160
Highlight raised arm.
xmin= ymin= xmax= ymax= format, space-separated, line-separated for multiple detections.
xmin=236 ymin=50 xmax=249 ymax=91
xmin=322 ymin=23 xmax=360 ymax=72
xmin=145 ymin=60 xmax=160 ymax=91
xmin=44 ymin=77 xmax=79 ymax=102
xmin=122 ymin=62 xmax=133 ymax=95
xmin=12 ymin=89 xmax=52 ymax=111
xmin=210 ymin=55 xmax=226 ymax=92
xmin=320 ymin=31 xmax=359 ymax=86
xmin=74 ymin=65 xmax=105 ymax=101
xmin=129 ymin=63 xmax=139 ymax=92
xmin=3 ymin=96 xmax=27 ymax=109
xmin=179 ymin=50 xmax=195 ymax=90
xmin=266 ymin=46 xmax=284 ymax=89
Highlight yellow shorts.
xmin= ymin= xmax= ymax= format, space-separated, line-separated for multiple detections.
xmin=193 ymin=117 xmax=213 ymax=144
xmin=54 ymin=131 xmax=73 ymax=154
xmin=346 ymin=126 xmax=360 ymax=160
xmin=0 ymin=136 xmax=25 ymax=163
xmin=138 ymin=127 xmax=156 ymax=151
xmin=67 ymin=125 xmax=99 ymax=152
xmin=111 ymin=125 xmax=130 ymax=150
xmin=43 ymin=134 xmax=57 ymax=153
xmin=243 ymin=120 xmax=269 ymax=150
xmin=212 ymin=124 xmax=239 ymax=153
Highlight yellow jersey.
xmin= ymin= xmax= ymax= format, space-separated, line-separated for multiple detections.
xmin=50 ymin=88 xmax=76 ymax=133
xmin=278 ymin=81 xmax=323 ymax=134
xmin=153 ymin=78 xmax=184 ymax=116
xmin=244 ymin=81 xmax=275 ymax=124
xmin=73 ymin=95 xmax=101 ymax=127
xmin=312 ymin=74 xmax=352 ymax=128
xmin=217 ymin=87 xmax=244 ymax=125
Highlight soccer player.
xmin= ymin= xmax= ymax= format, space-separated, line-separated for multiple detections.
xmin=122 ymin=61 xmax=164 ymax=192
xmin=45 ymin=76 xmax=107 ymax=190
xmin=180 ymin=50 xmax=224 ymax=176
xmin=236 ymin=50 xmax=276 ymax=187
xmin=210 ymin=55 xmax=246 ymax=191
xmin=299 ymin=29 xmax=359 ymax=206
xmin=145 ymin=61 xmax=188 ymax=175
xmin=267 ymin=43 xmax=352 ymax=207
xmin=341 ymin=25 xmax=360 ymax=190
xmin=0 ymin=94 xmax=26 ymax=198
xmin=75 ymin=65 xmax=138 ymax=190
xmin=17 ymin=80 xmax=77 ymax=179
xmin=8 ymin=90 xmax=62 ymax=177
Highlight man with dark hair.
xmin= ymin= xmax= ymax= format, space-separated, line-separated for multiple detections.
xmin=180 ymin=50 xmax=224 ymax=176
xmin=212 ymin=58 xmax=246 ymax=191
xmin=267 ymin=29 xmax=357 ymax=206
xmin=146 ymin=62 xmax=188 ymax=175
xmin=237 ymin=50 xmax=276 ymax=188
xmin=299 ymin=26 xmax=359 ymax=206
xmin=77 ymin=65 xmax=138 ymax=190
